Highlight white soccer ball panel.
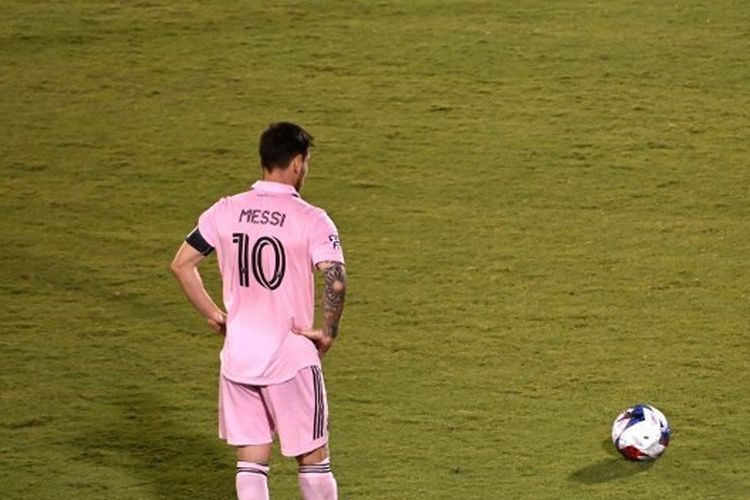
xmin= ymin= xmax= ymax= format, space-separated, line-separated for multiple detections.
xmin=611 ymin=404 xmax=671 ymax=461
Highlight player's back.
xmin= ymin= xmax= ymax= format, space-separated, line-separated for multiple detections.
xmin=198 ymin=180 xmax=343 ymax=385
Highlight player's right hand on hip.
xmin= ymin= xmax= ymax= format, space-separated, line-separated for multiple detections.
xmin=206 ymin=310 xmax=227 ymax=336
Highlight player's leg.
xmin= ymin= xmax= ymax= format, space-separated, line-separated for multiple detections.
xmin=236 ymin=444 xmax=272 ymax=500
xmin=219 ymin=375 xmax=274 ymax=500
xmin=263 ymin=366 xmax=337 ymax=500
xmin=297 ymin=444 xmax=337 ymax=500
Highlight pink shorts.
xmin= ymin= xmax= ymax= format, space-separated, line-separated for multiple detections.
xmin=218 ymin=366 xmax=329 ymax=457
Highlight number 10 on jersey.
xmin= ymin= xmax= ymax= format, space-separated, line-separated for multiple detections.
xmin=232 ymin=233 xmax=286 ymax=290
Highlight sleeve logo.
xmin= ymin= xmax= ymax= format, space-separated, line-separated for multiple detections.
xmin=328 ymin=234 xmax=341 ymax=249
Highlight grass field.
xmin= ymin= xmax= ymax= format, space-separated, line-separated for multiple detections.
xmin=1 ymin=1 xmax=749 ymax=498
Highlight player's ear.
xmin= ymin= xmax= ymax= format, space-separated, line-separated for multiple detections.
xmin=290 ymin=154 xmax=304 ymax=175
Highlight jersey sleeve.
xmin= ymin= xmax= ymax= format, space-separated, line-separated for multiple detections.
xmin=196 ymin=198 xmax=223 ymax=248
xmin=309 ymin=210 xmax=345 ymax=266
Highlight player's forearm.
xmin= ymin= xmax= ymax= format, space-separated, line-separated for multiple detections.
xmin=322 ymin=263 xmax=347 ymax=338
xmin=171 ymin=264 xmax=223 ymax=320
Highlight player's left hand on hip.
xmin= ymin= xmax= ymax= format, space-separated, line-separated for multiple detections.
xmin=292 ymin=327 xmax=334 ymax=357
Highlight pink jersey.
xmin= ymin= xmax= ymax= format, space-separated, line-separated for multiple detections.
xmin=197 ymin=180 xmax=344 ymax=385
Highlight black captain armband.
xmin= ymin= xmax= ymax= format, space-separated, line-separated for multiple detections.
xmin=186 ymin=227 xmax=215 ymax=256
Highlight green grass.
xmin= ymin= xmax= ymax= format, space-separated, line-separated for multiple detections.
xmin=1 ymin=0 xmax=749 ymax=498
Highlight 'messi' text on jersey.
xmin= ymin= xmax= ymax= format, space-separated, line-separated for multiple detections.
xmin=239 ymin=209 xmax=287 ymax=227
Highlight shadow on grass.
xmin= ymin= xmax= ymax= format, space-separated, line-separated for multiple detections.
xmin=73 ymin=390 xmax=234 ymax=499
xmin=568 ymin=441 xmax=654 ymax=485
xmin=600 ymin=437 xmax=619 ymax=457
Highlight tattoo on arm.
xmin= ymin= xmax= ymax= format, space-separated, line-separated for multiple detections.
xmin=322 ymin=262 xmax=347 ymax=339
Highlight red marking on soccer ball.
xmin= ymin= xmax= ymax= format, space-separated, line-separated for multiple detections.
xmin=618 ymin=445 xmax=646 ymax=461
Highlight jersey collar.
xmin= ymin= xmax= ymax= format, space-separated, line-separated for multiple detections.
xmin=251 ymin=180 xmax=300 ymax=197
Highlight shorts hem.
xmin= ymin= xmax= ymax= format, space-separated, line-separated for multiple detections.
xmin=280 ymin=436 xmax=328 ymax=458
xmin=221 ymin=435 xmax=274 ymax=447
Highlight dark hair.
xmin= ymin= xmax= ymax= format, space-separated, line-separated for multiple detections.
xmin=259 ymin=122 xmax=314 ymax=171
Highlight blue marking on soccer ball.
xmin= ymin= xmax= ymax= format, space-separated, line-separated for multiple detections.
xmin=623 ymin=404 xmax=646 ymax=431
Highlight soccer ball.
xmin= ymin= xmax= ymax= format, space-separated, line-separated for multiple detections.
xmin=611 ymin=404 xmax=671 ymax=461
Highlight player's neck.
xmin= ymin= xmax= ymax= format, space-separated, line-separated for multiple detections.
xmin=261 ymin=171 xmax=296 ymax=187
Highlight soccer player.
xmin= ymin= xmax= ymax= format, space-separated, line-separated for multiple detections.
xmin=170 ymin=122 xmax=346 ymax=500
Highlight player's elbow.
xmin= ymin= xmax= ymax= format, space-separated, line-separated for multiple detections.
xmin=169 ymin=258 xmax=185 ymax=277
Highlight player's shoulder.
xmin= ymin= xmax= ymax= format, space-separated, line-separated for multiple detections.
xmin=199 ymin=192 xmax=250 ymax=220
xmin=211 ymin=191 xmax=252 ymax=207
xmin=292 ymin=196 xmax=330 ymax=219
xmin=308 ymin=205 xmax=339 ymax=229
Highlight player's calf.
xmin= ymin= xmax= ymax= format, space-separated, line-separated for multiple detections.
xmin=236 ymin=461 xmax=270 ymax=500
xmin=298 ymin=459 xmax=337 ymax=500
